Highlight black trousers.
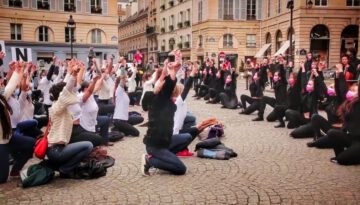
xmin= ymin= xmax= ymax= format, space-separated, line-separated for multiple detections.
xmin=273 ymin=105 xmax=288 ymax=124
xmin=285 ymin=109 xmax=309 ymax=129
xmin=327 ymin=129 xmax=360 ymax=165
xmin=70 ymin=125 xmax=103 ymax=147
xmin=219 ymin=93 xmax=238 ymax=109
xmin=208 ymin=88 xmax=221 ymax=103
xmin=128 ymin=91 xmax=142 ymax=106
xmin=290 ymin=123 xmax=314 ymax=138
xmin=240 ymin=95 xmax=263 ymax=117
xmin=113 ymin=115 xmax=144 ymax=137
xmin=198 ymin=85 xmax=209 ymax=98
xmin=259 ymin=96 xmax=278 ymax=122
xmin=97 ymin=103 xmax=115 ymax=116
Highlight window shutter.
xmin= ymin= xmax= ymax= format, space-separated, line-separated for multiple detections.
xmin=240 ymin=0 xmax=246 ymax=20
xmin=85 ymin=0 xmax=90 ymax=13
xmin=50 ymin=0 xmax=56 ymax=10
xmin=218 ymin=0 xmax=223 ymax=19
xmin=58 ymin=0 xmax=64 ymax=11
xmin=102 ymin=0 xmax=107 ymax=15
xmin=31 ymin=0 xmax=37 ymax=8
xmin=76 ymin=0 xmax=81 ymax=12
xmin=23 ymin=0 xmax=29 ymax=8
xmin=256 ymin=0 xmax=262 ymax=20
xmin=234 ymin=0 xmax=240 ymax=20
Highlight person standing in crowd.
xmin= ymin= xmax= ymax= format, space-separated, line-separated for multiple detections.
xmin=305 ymin=52 xmax=313 ymax=72
xmin=244 ymin=58 xmax=252 ymax=90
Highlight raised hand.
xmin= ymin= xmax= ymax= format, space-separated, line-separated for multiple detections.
xmin=0 ymin=51 xmax=5 ymax=60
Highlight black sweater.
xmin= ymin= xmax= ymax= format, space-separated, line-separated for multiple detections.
xmin=273 ymin=80 xmax=287 ymax=106
xmin=224 ymin=72 xmax=238 ymax=98
xmin=143 ymin=76 xmax=177 ymax=148
xmin=343 ymin=101 xmax=360 ymax=139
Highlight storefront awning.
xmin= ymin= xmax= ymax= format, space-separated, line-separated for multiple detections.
xmin=254 ymin=43 xmax=271 ymax=58
xmin=273 ymin=40 xmax=294 ymax=56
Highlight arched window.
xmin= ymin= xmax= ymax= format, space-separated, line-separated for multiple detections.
xmin=310 ymin=24 xmax=329 ymax=39
xmin=91 ymin=29 xmax=102 ymax=44
xmin=38 ymin=26 xmax=49 ymax=42
xmin=341 ymin=25 xmax=359 ymax=55
xmin=223 ymin=34 xmax=233 ymax=48
xmin=275 ymin=30 xmax=282 ymax=51
xmin=169 ymin=38 xmax=175 ymax=50
xmin=265 ymin=32 xmax=271 ymax=56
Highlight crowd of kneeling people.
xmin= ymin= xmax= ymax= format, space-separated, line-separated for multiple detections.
xmin=0 ymin=48 xmax=359 ymax=184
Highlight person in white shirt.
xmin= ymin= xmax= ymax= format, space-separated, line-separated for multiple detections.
xmin=0 ymin=61 xmax=35 ymax=180
xmin=127 ymin=65 xmax=142 ymax=105
xmin=113 ymin=74 xmax=144 ymax=137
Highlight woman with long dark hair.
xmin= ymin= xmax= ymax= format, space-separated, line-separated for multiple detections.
xmin=219 ymin=70 xmax=239 ymax=109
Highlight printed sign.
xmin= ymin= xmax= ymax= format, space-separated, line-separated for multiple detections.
xmin=11 ymin=47 xmax=32 ymax=62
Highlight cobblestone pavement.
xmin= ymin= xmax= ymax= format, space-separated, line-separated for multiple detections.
xmin=1 ymin=81 xmax=360 ymax=205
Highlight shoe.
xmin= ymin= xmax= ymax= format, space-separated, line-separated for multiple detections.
xmin=141 ymin=154 xmax=151 ymax=176
xmin=176 ymin=149 xmax=194 ymax=157
xmin=330 ymin=157 xmax=338 ymax=164
xmin=252 ymin=117 xmax=264 ymax=121
xmin=239 ymin=110 xmax=246 ymax=114
xmin=306 ymin=141 xmax=316 ymax=147
xmin=105 ymin=142 xmax=115 ymax=146
xmin=274 ymin=123 xmax=285 ymax=128
xmin=10 ymin=170 xmax=20 ymax=178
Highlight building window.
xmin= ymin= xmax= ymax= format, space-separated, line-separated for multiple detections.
xmin=314 ymin=0 xmax=327 ymax=6
xmin=10 ymin=24 xmax=22 ymax=40
xmin=37 ymin=0 xmax=50 ymax=10
xmin=91 ymin=29 xmax=102 ymax=44
xmin=91 ymin=0 xmax=102 ymax=14
xmin=64 ymin=0 xmax=76 ymax=12
xmin=277 ymin=0 xmax=281 ymax=13
xmin=223 ymin=0 xmax=234 ymax=20
xmin=347 ymin=0 xmax=360 ymax=6
xmin=267 ymin=0 xmax=271 ymax=17
xmin=275 ymin=30 xmax=282 ymax=51
xmin=223 ymin=34 xmax=233 ymax=48
xmin=38 ymin=26 xmax=49 ymax=42
xmin=65 ymin=27 xmax=75 ymax=43
xmin=199 ymin=35 xmax=203 ymax=47
xmin=198 ymin=0 xmax=203 ymax=22
xmin=9 ymin=0 xmax=22 ymax=7
xmin=246 ymin=34 xmax=256 ymax=47
xmin=247 ymin=0 xmax=256 ymax=20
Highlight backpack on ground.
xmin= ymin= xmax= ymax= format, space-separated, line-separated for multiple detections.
xmin=21 ymin=162 xmax=55 ymax=188
xmin=73 ymin=159 xmax=107 ymax=179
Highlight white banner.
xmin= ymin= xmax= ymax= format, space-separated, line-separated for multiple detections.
xmin=11 ymin=47 xmax=32 ymax=62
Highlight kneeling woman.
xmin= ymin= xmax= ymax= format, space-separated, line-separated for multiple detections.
xmin=46 ymin=67 xmax=93 ymax=177
xmin=219 ymin=70 xmax=238 ymax=109
xmin=142 ymin=53 xmax=187 ymax=176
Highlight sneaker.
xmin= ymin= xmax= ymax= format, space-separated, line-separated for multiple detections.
xmin=274 ymin=123 xmax=285 ymax=128
xmin=141 ymin=154 xmax=151 ymax=176
xmin=176 ymin=149 xmax=194 ymax=157
xmin=10 ymin=170 xmax=20 ymax=178
xmin=252 ymin=117 xmax=264 ymax=121
xmin=330 ymin=157 xmax=338 ymax=164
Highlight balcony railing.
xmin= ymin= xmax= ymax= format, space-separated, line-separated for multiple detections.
xmin=169 ymin=0 xmax=174 ymax=7
xmin=169 ymin=45 xmax=174 ymax=50
xmin=160 ymin=4 xmax=165 ymax=10
xmin=223 ymin=14 xmax=234 ymax=20
xmin=177 ymin=43 xmax=183 ymax=49
xmin=169 ymin=25 xmax=174 ymax=31
xmin=9 ymin=0 xmax=22 ymax=7
xmin=184 ymin=42 xmax=190 ymax=48
xmin=91 ymin=6 xmax=102 ymax=14
xmin=37 ymin=1 xmax=50 ymax=10
xmin=64 ymin=4 xmax=76 ymax=12
xmin=161 ymin=46 xmax=165 ymax=51
xmin=146 ymin=26 xmax=156 ymax=34
xmin=184 ymin=20 xmax=190 ymax=27
xmin=177 ymin=22 xmax=183 ymax=29
xmin=161 ymin=27 xmax=165 ymax=33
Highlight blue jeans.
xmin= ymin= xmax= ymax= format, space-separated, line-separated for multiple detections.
xmin=46 ymin=142 xmax=93 ymax=174
xmin=146 ymin=133 xmax=192 ymax=175
xmin=0 ymin=133 xmax=35 ymax=183
xmin=16 ymin=119 xmax=43 ymax=138
xmin=182 ymin=112 xmax=196 ymax=130
xmin=96 ymin=115 xmax=111 ymax=144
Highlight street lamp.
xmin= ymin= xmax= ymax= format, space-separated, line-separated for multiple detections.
xmin=67 ymin=15 xmax=76 ymax=59
xmin=287 ymin=0 xmax=294 ymax=62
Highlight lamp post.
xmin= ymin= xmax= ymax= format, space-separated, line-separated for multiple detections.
xmin=287 ymin=0 xmax=294 ymax=62
xmin=67 ymin=15 xmax=76 ymax=59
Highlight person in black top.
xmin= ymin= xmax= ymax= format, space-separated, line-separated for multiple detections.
xmin=219 ymin=70 xmax=238 ymax=109
xmin=327 ymin=83 xmax=360 ymax=165
xmin=287 ymin=65 xmax=327 ymax=138
xmin=304 ymin=52 xmax=313 ymax=72
xmin=258 ymin=71 xmax=287 ymax=123
xmin=207 ymin=68 xmax=225 ymax=104
xmin=239 ymin=70 xmax=266 ymax=121
xmin=142 ymin=52 xmax=187 ymax=176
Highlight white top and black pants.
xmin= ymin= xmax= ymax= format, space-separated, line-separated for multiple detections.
xmin=113 ymin=85 xmax=144 ymax=136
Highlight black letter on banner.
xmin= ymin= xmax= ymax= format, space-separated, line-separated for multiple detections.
xmin=16 ymin=48 xmax=27 ymax=61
